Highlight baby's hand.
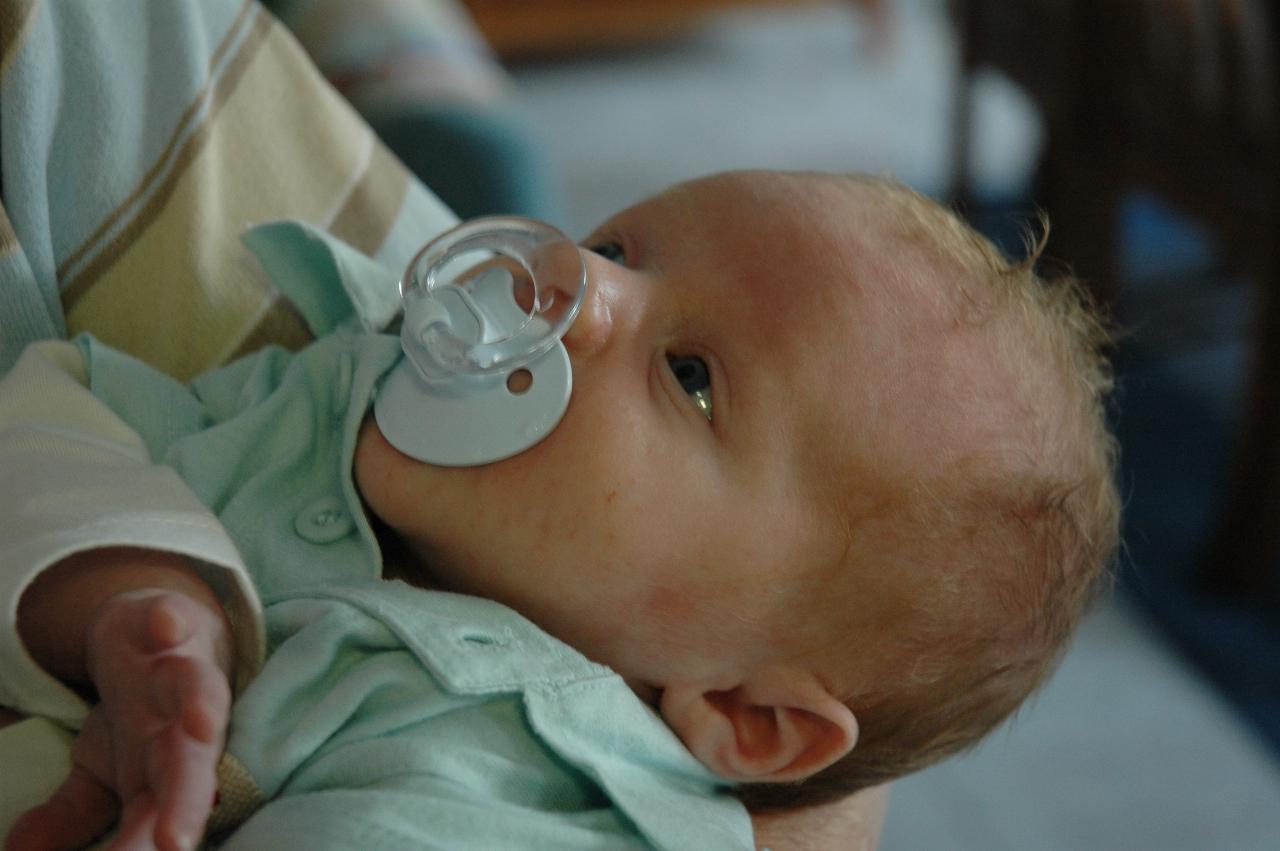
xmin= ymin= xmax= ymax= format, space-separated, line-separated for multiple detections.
xmin=6 ymin=590 xmax=232 ymax=851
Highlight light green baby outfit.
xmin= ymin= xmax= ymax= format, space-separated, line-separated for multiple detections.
xmin=57 ymin=223 xmax=752 ymax=850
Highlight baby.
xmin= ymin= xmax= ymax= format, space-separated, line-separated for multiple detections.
xmin=3 ymin=170 xmax=1119 ymax=850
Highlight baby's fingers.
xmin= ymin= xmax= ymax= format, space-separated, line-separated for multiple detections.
xmin=151 ymin=651 xmax=230 ymax=743
xmin=138 ymin=592 xmax=194 ymax=654
xmin=147 ymin=656 xmax=229 ymax=851
xmin=107 ymin=793 xmax=160 ymax=851
xmin=147 ymin=726 xmax=217 ymax=851
xmin=5 ymin=765 xmax=117 ymax=851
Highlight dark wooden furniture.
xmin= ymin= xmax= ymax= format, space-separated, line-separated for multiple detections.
xmin=461 ymin=0 xmax=823 ymax=59
xmin=951 ymin=0 xmax=1280 ymax=598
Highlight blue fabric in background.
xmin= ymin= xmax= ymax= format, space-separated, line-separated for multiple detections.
xmin=1109 ymin=195 xmax=1280 ymax=762
xmin=967 ymin=191 xmax=1280 ymax=762
xmin=371 ymin=103 xmax=563 ymax=222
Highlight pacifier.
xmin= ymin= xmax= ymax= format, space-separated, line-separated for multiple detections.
xmin=374 ymin=216 xmax=587 ymax=466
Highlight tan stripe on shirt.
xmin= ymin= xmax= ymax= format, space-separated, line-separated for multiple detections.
xmin=60 ymin=0 xmax=268 ymax=308
xmin=329 ymin=137 xmax=413 ymax=259
xmin=0 ymin=0 xmax=43 ymax=80
xmin=55 ymin=0 xmax=258 ymax=287
xmin=64 ymin=23 xmax=390 ymax=380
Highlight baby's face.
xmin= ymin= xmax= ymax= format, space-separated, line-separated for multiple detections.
xmin=356 ymin=171 xmax=994 ymax=689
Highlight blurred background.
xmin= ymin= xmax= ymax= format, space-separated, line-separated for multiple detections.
xmin=321 ymin=0 xmax=1280 ymax=846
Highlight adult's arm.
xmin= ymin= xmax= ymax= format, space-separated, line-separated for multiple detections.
xmin=0 ymin=0 xmax=457 ymax=379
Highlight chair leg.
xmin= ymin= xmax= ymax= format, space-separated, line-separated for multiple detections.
xmin=1198 ymin=257 xmax=1280 ymax=601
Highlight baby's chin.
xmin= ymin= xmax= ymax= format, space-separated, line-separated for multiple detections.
xmin=625 ymin=679 xmax=661 ymax=707
xmin=353 ymin=414 xmax=458 ymax=516
xmin=375 ymin=528 xmax=446 ymax=590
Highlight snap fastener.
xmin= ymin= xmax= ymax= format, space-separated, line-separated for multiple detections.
xmin=294 ymin=497 xmax=354 ymax=544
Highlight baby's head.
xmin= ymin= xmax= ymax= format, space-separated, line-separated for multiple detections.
xmin=355 ymin=170 xmax=1119 ymax=807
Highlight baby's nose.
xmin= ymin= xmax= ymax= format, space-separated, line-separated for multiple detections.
xmin=558 ymin=250 xmax=614 ymax=358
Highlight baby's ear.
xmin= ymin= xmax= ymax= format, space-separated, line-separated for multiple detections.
xmin=659 ymin=667 xmax=858 ymax=783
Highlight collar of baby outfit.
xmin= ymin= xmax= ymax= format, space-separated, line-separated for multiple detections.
xmin=241 ymin=220 xmax=410 ymax=336
xmin=288 ymin=580 xmax=755 ymax=851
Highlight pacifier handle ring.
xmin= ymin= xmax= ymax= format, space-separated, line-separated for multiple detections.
xmin=399 ymin=216 xmax=587 ymax=379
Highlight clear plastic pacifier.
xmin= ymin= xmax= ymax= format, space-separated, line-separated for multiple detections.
xmin=374 ymin=216 xmax=587 ymax=466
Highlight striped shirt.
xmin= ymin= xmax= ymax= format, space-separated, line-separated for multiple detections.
xmin=1 ymin=0 xmax=472 ymax=379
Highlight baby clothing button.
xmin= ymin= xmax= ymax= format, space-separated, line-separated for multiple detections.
xmin=294 ymin=497 xmax=354 ymax=544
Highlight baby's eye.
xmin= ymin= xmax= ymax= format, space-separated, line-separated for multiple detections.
xmin=666 ymin=354 xmax=713 ymax=422
xmin=587 ymin=241 xmax=627 ymax=265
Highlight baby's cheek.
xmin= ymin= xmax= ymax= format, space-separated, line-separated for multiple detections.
xmin=645 ymin=585 xmax=700 ymax=625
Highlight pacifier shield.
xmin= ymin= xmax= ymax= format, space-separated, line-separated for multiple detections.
xmin=374 ymin=343 xmax=571 ymax=466
xmin=373 ymin=216 xmax=584 ymax=466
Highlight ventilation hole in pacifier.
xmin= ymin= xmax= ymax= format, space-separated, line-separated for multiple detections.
xmin=506 ymin=369 xmax=534 ymax=394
